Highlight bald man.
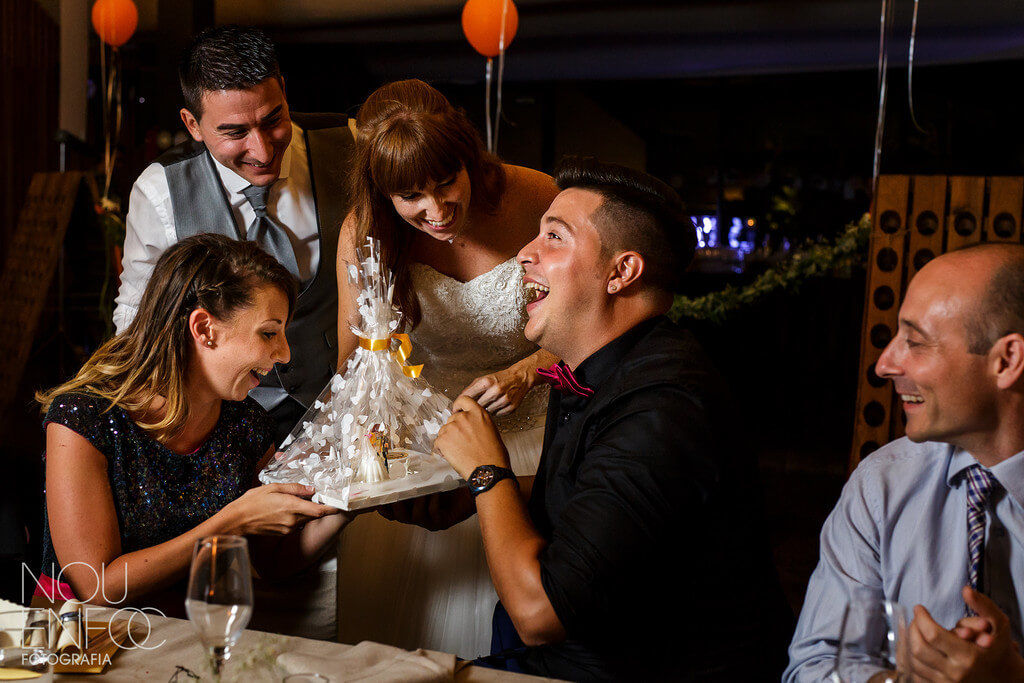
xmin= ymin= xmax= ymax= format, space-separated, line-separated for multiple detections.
xmin=786 ymin=244 xmax=1024 ymax=682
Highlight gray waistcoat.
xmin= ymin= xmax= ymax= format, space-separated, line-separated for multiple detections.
xmin=158 ymin=113 xmax=353 ymax=408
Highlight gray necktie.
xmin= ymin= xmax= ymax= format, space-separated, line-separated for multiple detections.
xmin=241 ymin=183 xmax=300 ymax=281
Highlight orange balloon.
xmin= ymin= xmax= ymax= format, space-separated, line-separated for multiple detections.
xmin=91 ymin=0 xmax=138 ymax=48
xmin=461 ymin=0 xmax=518 ymax=58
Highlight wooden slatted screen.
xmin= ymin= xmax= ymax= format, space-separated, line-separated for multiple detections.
xmin=0 ymin=0 xmax=59 ymax=264
xmin=850 ymin=175 xmax=1024 ymax=471
xmin=987 ymin=178 xmax=1023 ymax=244
xmin=0 ymin=172 xmax=97 ymax=417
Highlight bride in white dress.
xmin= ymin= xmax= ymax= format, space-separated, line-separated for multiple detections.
xmin=333 ymin=79 xmax=560 ymax=658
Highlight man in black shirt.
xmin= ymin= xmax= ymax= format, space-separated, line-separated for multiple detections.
xmin=431 ymin=157 xmax=792 ymax=680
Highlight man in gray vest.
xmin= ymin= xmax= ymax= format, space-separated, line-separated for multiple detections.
xmin=114 ymin=25 xmax=352 ymax=449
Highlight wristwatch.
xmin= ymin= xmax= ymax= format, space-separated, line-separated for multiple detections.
xmin=467 ymin=465 xmax=518 ymax=497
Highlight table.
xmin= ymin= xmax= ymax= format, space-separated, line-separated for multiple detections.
xmin=54 ymin=607 xmax=559 ymax=682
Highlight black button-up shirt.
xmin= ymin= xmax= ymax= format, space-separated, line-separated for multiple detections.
xmin=520 ymin=316 xmax=792 ymax=681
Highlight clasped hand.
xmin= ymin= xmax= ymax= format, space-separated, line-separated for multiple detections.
xmin=908 ymin=586 xmax=1024 ymax=681
xmin=459 ymin=363 xmax=534 ymax=416
xmin=434 ymin=395 xmax=511 ymax=480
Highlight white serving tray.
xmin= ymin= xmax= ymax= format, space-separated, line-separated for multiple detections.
xmin=312 ymin=450 xmax=464 ymax=511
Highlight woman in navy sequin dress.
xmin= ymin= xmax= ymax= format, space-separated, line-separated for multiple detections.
xmin=35 ymin=235 xmax=349 ymax=618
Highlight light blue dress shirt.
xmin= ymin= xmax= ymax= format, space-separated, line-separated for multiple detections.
xmin=785 ymin=438 xmax=1024 ymax=682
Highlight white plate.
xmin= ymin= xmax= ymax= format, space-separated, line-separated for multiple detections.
xmin=311 ymin=450 xmax=464 ymax=511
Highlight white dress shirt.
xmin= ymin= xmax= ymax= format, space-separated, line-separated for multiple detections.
xmin=113 ymin=122 xmax=319 ymax=333
xmin=785 ymin=439 xmax=1024 ymax=682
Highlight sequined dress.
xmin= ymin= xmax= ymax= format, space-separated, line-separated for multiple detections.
xmin=337 ymin=257 xmax=548 ymax=659
xmin=39 ymin=393 xmax=273 ymax=599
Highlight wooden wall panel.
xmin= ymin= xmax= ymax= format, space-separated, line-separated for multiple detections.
xmin=985 ymin=177 xmax=1024 ymax=244
xmin=850 ymin=175 xmax=908 ymax=472
xmin=888 ymin=175 xmax=948 ymax=441
xmin=907 ymin=176 xmax=947 ymax=281
xmin=0 ymin=173 xmax=96 ymax=416
xmin=0 ymin=0 xmax=59 ymax=265
xmin=946 ymin=177 xmax=985 ymax=251
xmin=851 ymin=175 xmax=1024 ymax=471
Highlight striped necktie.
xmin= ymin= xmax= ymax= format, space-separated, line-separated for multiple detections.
xmin=241 ymin=182 xmax=301 ymax=281
xmin=965 ymin=465 xmax=998 ymax=596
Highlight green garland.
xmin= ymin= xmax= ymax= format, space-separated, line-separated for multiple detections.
xmin=669 ymin=213 xmax=872 ymax=324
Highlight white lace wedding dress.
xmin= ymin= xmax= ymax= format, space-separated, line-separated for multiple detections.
xmin=336 ymin=258 xmax=548 ymax=658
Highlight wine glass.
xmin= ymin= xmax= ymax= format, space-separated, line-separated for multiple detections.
xmin=835 ymin=590 xmax=909 ymax=683
xmin=185 ymin=535 xmax=254 ymax=681
xmin=0 ymin=607 xmax=55 ymax=682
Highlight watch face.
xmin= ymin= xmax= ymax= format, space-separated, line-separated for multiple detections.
xmin=471 ymin=468 xmax=495 ymax=489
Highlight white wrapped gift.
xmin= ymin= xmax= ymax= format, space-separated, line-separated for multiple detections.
xmin=259 ymin=238 xmax=460 ymax=510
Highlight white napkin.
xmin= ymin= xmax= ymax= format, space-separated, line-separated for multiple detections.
xmin=0 ymin=600 xmax=82 ymax=653
xmin=54 ymin=600 xmax=83 ymax=653
xmin=0 ymin=599 xmax=25 ymax=648
xmin=277 ymin=640 xmax=456 ymax=682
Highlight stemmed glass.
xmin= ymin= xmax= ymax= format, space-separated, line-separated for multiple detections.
xmin=0 ymin=607 xmax=55 ymax=682
xmin=835 ymin=589 xmax=910 ymax=683
xmin=185 ymin=535 xmax=254 ymax=681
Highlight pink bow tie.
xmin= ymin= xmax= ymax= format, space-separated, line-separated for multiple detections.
xmin=536 ymin=363 xmax=594 ymax=398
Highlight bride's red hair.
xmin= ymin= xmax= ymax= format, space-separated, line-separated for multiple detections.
xmin=348 ymin=79 xmax=506 ymax=328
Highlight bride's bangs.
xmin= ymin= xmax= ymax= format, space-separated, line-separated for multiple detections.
xmin=369 ymin=116 xmax=471 ymax=195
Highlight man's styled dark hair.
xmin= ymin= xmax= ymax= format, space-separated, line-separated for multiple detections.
xmin=554 ymin=156 xmax=696 ymax=294
xmin=178 ymin=25 xmax=282 ymax=118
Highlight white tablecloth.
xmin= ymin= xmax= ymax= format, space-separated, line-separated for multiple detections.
xmin=53 ymin=607 xmax=559 ymax=682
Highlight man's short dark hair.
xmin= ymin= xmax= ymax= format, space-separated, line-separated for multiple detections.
xmin=554 ymin=156 xmax=696 ymax=294
xmin=179 ymin=25 xmax=282 ymax=119
xmin=964 ymin=245 xmax=1024 ymax=354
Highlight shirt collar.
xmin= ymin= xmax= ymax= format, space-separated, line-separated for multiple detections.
xmin=946 ymin=445 xmax=1024 ymax=510
xmin=572 ymin=315 xmax=665 ymax=394
xmin=209 ymin=151 xmax=249 ymax=195
xmin=946 ymin=446 xmax=979 ymax=487
xmin=991 ymin=449 xmax=1024 ymax=511
xmin=207 ymin=121 xmax=299 ymax=194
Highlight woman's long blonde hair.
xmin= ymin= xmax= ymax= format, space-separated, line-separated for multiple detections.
xmin=349 ymin=79 xmax=506 ymax=328
xmin=37 ymin=234 xmax=297 ymax=442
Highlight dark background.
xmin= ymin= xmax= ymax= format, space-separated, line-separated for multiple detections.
xmin=4 ymin=0 xmax=1024 ymax=610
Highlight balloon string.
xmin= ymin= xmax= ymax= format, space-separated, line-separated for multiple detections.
xmin=97 ymin=38 xmax=123 ymax=205
xmin=485 ymin=57 xmax=494 ymax=152
xmin=99 ymin=38 xmax=110 ymax=199
xmin=112 ymin=49 xmax=123 ymax=198
xmin=876 ymin=0 xmax=893 ymax=96
xmin=493 ymin=0 xmax=509 ymax=153
xmin=872 ymin=0 xmax=895 ymax=202
xmin=907 ymin=0 xmax=925 ymax=133
xmin=105 ymin=51 xmax=120 ymax=202
xmin=498 ymin=0 xmax=509 ymax=53
xmin=494 ymin=50 xmax=505 ymax=152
